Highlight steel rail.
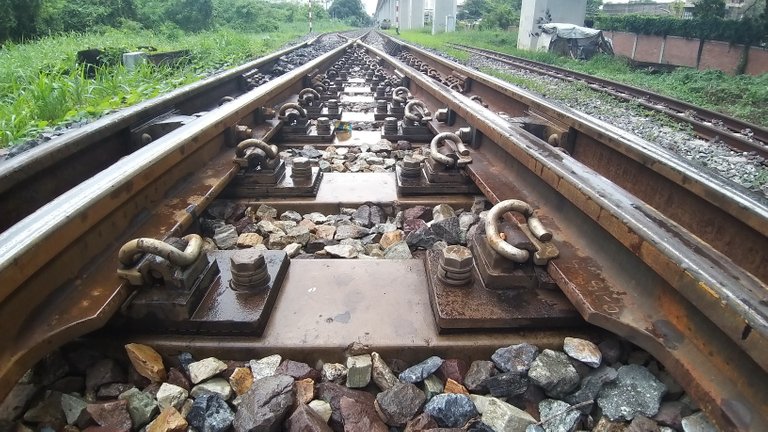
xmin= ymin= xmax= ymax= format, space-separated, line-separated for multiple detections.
xmin=0 ymin=39 xmax=357 ymax=400
xmin=446 ymin=43 xmax=768 ymax=158
xmin=362 ymin=38 xmax=767 ymax=431
xmin=0 ymin=33 xmax=337 ymax=232
xmin=378 ymin=32 xmax=768 ymax=282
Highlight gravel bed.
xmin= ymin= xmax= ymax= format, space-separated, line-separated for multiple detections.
xmin=0 ymin=337 xmax=718 ymax=431
xmin=202 ymin=200 xmax=485 ymax=259
xmin=1 ymin=33 xmax=347 ymax=161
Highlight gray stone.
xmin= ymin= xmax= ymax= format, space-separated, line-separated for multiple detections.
xmin=190 ymin=378 xmax=233 ymax=400
xmin=598 ymin=364 xmax=667 ymax=421
xmin=384 ymin=241 xmax=413 ymax=259
xmin=484 ymin=372 xmax=529 ymax=398
xmin=118 ymin=387 xmax=157 ymax=428
xmin=339 ymin=395 xmax=388 ymax=432
xmin=432 ymin=216 xmax=462 ymax=244
xmin=459 ymin=212 xmax=477 ymax=243
xmin=250 ymin=355 xmax=282 ymax=381
xmin=280 ymin=210 xmax=302 ymax=223
xmin=255 ymin=204 xmax=278 ymax=220
xmin=598 ymin=338 xmax=624 ymax=365
xmin=482 ymin=397 xmax=536 ymax=432
xmin=374 ymin=382 xmax=426 ymax=426
xmin=653 ymin=401 xmax=693 ymax=430
xmin=283 ymin=243 xmax=302 ymax=258
xmin=213 ymin=225 xmax=239 ymax=249
xmin=340 ymin=238 xmax=366 ymax=254
xmin=563 ymin=337 xmax=602 ymax=368
xmin=424 ymin=393 xmax=478 ymax=428
xmin=86 ymin=358 xmax=126 ymax=392
xmin=564 ymin=365 xmax=618 ymax=410
xmin=187 ymin=393 xmax=234 ymax=432
xmin=321 ymin=363 xmax=347 ymax=383
xmin=432 ymin=204 xmax=456 ymax=222
xmin=23 ymin=390 xmax=65 ymax=424
xmin=353 ymin=205 xmax=373 ymax=227
xmin=371 ymin=352 xmax=399 ymax=391
xmin=301 ymin=145 xmax=322 ymax=159
xmin=399 ymin=356 xmax=444 ymax=383
xmin=304 ymin=212 xmax=328 ymax=224
xmin=405 ymin=225 xmax=439 ymax=249
xmin=156 ymin=383 xmax=188 ymax=410
xmin=308 ymin=399 xmax=332 ymax=423
xmin=528 ymin=349 xmax=581 ymax=398
xmin=464 ymin=360 xmax=498 ymax=394
xmin=284 ymin=403 xmax=333 ymax=432
xmin=0 ymin=382 xmax=38 ymax=421
xmin=629 ymin=415 xmax=661 ymax=432
xmin=471 ymin=196 xmax=487 ymax=215
xmin=188 ymin=357 xmax=228 ymax=384
xmin=539 ymin=399 xmax=581 ymax=432
xmin=324 ymin=244 xmax=358 ymax=258
xmin=233 ymin=374 xmax=294 ymax=432
xmin=491 ymin=343 xmax=539 ymax=374
xmin=422 ymin=374 xmax=444 ymax=400
xmin=334 ymin=224 xmax=370 ymax=240
xmin=60 ymin=393 xmax=90 ymax=427
xmin=346 ymin=355 xmax=372 ymax=388
xmin=285 ymin=226 xmax=311 ymax=246
xmin=681 ymin=412 xmax=717 ymax=432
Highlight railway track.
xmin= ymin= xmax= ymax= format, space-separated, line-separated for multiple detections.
xmin=0 ymin=30 xmax=765 ymax=431
xmin=0 ymin=32 xmax=350 ymax=232
xmin=445 ymin=42 xmax=768 ymax=159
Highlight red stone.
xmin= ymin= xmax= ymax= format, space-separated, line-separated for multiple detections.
xmin=436 ymin=359 xmax=468 ymax=384
xmin=86 ymin=399 xmax=132 ymax=431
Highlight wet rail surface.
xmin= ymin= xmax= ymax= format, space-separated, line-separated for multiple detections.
xmin=0 ymin=31 xmax=765 ymax=431
xmin=444 ymin=43 xmax=768 ymax=159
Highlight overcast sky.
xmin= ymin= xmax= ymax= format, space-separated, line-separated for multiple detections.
xmin=360 ymin=0 xmax=675 ymax=16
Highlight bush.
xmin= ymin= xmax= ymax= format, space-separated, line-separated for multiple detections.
xmin=134 ymin=0 xmax=213 ymax=32
xmin=595 ymin=14 xmax=766 ymax=45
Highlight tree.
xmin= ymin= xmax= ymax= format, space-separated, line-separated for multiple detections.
xmin=482 ymin=0 xmax=521 ymax=30
xmin=586 ymin=0 xmax=602 ymax=17
xmin=671 ymin=0 xmax=685 ymax=18
xmin=328 ymin=0 xmax=366 ymax=20
xmin=1 ymin=0 xmax=43 ymax=42
xmin=694 ymin=0 xmax=726 ymax=19
xmin=458 ymin=0 xmax=488 ymax=20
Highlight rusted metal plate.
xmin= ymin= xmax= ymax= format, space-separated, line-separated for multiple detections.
xmin=118 ymin=250 xmax=288 ymax=335
xmin=424 ymin=250 xmax=581 ymax=332
xmin=113 ymin=258 xmax=602 ymax=364
xmin=223 ymin=167 xmax=323 ymax=198
xmin=395 ymin=166 xmax=479 ymax=195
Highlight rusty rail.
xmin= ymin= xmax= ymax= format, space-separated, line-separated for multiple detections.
xmin=446 ymin=42 xmax=768 ymax=158
xmin=365 ymin=36 xmax=767 ymax=431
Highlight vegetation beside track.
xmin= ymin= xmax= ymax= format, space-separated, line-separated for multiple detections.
xmin=395 ymin=29 xmax=768 ymax=127
xmin=0 ymin=21 xmax=349 ymax=149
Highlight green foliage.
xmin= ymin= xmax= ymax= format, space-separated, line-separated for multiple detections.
xmin=0 ymin=0 xmax=43 ymax=41
xmin=40 ymin=0 xmax=137 ymax=34
xmin=694 ymin=0 xmax=726 ymax=19
xmin=482 ymin=0 xmax=521 ymax=30
xmin=0 ymin=20 xmax=350 ymax=147
xmin=329 ymin=0 xmax=369 ymax=25
xmin=595 ymin=14 xmax=767 ymax=44
xmin=134 ymin=0 xmax=213 ymax=32
xmin=458 ymin=0 xmax=489 ymax=20
xmin=586 ymin=0 xmax=603 ymax=17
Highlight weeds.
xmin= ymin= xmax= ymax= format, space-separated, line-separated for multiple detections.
xmin=398 ymin=29 xmax=768 ymax=127
xmin=0 ymin=21 xmax=348 ymax=148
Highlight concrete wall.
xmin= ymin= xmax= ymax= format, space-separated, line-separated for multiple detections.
xmin=603 ymin=30 xmax=768 ymax=75
xmin=411 ymin=0 xmax=425 ymax=29
xmin=518 ymin=0 xmax=587 ymax=50
xmin=401 ymin=0 xmax=412 ymax=30
xmin=432 ymin=0 xmax=457 ymax=34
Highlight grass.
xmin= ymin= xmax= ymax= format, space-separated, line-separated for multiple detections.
xmin=395 ymin=28 xmax=768 ymax=127
xmin=0 ymin=21 xmax=349 ymax=148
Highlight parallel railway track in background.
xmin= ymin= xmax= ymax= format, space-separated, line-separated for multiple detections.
xmin=0 ymin=30 xmax=765 ymax=430
xmin=445 ymin=43 xmax=768 ymax=159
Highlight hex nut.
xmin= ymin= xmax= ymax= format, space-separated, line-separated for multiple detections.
xmin=230 ymin=250 xmax=265 ymax=272
xmin=435 ymin=108 xmax=449 ymax=123
xmin=402 ymin=156 xmax=422 ymax=169
xmin=441 ymin=245 xmax=474 ymax=270
xmin=293 ymin=157 xmax=311 ymax=169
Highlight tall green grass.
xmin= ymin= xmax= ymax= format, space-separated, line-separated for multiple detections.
xmin=397 ymin=29 xmax=768 ymax=127
xmin=0 ymin=21 xmax=349 ymax=148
